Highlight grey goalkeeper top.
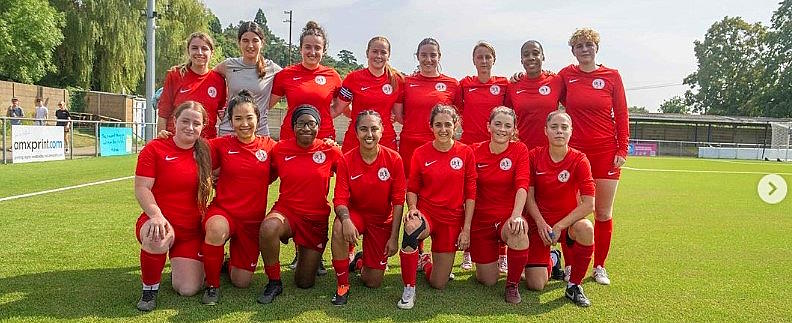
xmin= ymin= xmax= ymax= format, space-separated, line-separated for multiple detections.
xmin=217 ymin=57 xmax=282 ymax=136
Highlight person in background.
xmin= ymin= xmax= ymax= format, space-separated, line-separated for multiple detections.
xmin=55 ymin=101 xmax=72 ymax=152
xmin=6 ymin=97 xmax=24 ymax=126
xmin=33 ymin=98 xmax=48 ymax=126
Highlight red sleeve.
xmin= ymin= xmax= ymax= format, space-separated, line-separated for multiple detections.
xmin=135 ymin=143 xmax=157 ymax=177
xmin=391 ymin=153 xmax=407 ymax=206
xmin=611 ymin=72 xmax=630 ymax=157
xmin=449 ymin=80 xmax=461 ymax=112
xmin=158 ymin=70 xmax=178 ymax=119
xmin=558 ymin=68 xmax=570 ymax=107
xmin=453 ymin=78 xmax=464 ymax=113
xmin=332 ymin=156 xmax=350 ymax=208
xmin=407 ymin=149 xmax=422 ymax=193
xmin=271 ymin=69 xmax=286 ymax=96
xmin=209 ymin=138 xmax=221 ymax=170
xmin=504 ymin=84 xmax=514 ymax=108
xmin=514 ymin=143 xmax=530 ymax=191
xmin=463 ymin=146 xmax=477 ymax=200
xmin=268 ymin=143 xmax=280 ymax=184
xmin=576 ymin=155 xmax=596 ymax=197
xmin=527 ymin=148 xmax=537 ymax=187
xmin=338 ymin=73 xmax=354 ymax=102
xmin=217 ymin=75 xmax=227 ymax=112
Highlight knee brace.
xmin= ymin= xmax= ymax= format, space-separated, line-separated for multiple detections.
xmin=401 ymin=217 xmax=426 ymax=250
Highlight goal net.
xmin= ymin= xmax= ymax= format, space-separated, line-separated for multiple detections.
xmin=769 ymin=122 xmax=791 ymax=161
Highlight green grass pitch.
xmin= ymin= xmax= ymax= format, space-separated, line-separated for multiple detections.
xmin=1 ymin=155 xmax=791 ymax=322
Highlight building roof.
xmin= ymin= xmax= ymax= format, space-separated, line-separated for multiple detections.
xmin=631 ymin=113 xmax=792 ymax=126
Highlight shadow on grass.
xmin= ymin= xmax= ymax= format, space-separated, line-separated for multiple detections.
xmin=0 ymin=264 xmax=572 ymax=322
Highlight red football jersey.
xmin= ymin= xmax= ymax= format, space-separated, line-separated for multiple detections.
xmin=408 ymin=141 xmax=477 ymax=224
xmin=528 ymin=146 xmax=595 ymax=225
xmin=457 ymin=76 xmax=508 ymax=145
xmin=338 ymin=68 xmax=403 ymax=151
xmin=272 ymin=64 xmax=342 ymax=140
xmin=210 ymin=135 xmax=277 ymax=221
xmin=270 ymin=138 xmax=342 ymax=220
xmin=399 ymin=74 xmax=460 ymax=142
xmin=158 ymin=68 xmax=227 ymax=139
xmin=135 ymin=137 xmax=202 ymax=233
xmin=333 ymin=146 xmax=406 ymax=222
xmin=472 ymin=141 xmax=531 ymax=224
xmin=558 ymin=64 xmax=630 ymax=156
xmin=505 ymin=72 xmax=564 ymax=149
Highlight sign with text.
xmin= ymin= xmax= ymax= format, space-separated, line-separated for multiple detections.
xmin=628 ymin=142 xmax=658 ymax=157
xmin=11 ymin=125 xmax=66 ymax=163
xmin=100 ymin=127 xmax=133 ymax=156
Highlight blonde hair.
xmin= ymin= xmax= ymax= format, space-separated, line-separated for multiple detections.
xmin=568 ymin=28 xmax=600 ymax=48
xmin=367 ymin=36 xmax=404 ymax=88
xmin=489 ymin=106 xmax=519 ymax=141
xmin=178 ymin=32 xmax=216 ymax=76
xmin=473 ymin=41 xmax=496 ymax=60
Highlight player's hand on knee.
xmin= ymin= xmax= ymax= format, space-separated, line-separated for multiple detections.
xmin=342 ymin=218 xmax=359 ymax=245
xmin=508 ymin=216 xmax=526 ymax=235
xmin=457 ymin=229 xmax=470 ymax=250
xmin=147 ymin=216 xmax=171 ymax=241
xmin=538 ymin=221 xmax=553 ymax=246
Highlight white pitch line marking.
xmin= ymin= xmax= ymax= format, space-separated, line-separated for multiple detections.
xmin=622 ymin=166 xmax=792 ymax=176
xmin=0 ymin=176 xmax=134 ymax=202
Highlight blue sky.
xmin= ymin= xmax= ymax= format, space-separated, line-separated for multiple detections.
xmin=203 ymin=0 xmax=780 ymax=112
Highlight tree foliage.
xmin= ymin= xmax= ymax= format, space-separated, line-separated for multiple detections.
xmin=0 ymin=0 xmax=64 ymax=83
xmin=659 ymin=96 xmax=689 ymax=114
xmin=628 ymin=106 xmax=649 ymax=114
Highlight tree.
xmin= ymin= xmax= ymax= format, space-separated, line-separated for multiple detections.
xmin=684 ymin=17 xmax=769 ymax=116
xmin=629 ymin=106 xmax=649 ymax=114
xmin=659 ymin=96 xmax=689 ymax=114
xmin=0 ymin=0 xmax=64 ymax=83
xmin=153 ymin=0 xmax=215 ymax=86
xmin=760 ymin=0 xmax=792 ymax=117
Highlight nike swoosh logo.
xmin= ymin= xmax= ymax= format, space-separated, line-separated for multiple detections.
xmin=516 ymin=90 xmax=526 ymax=94
xmin=165 ymin=156 xmax=177 ymax=161
xmin=361 ymin=86 xmax=371 ymax=91
xmin=468 ymin=88 xmax=477 ymax=92
xmin=536 ymin=171 xmax=546 ymax=175
xmin=285 ymin=156 xmax=296 ymax=161
xmin=425 ymin=160 xmax=437 ymax=167
xmin=179 ymin=89 xmax=190 ymax=93
xmin=409 ymin=84 xmax=419 ymax=87
xmin=228 ymin=151 xmax=239 ymax=154
xmin=477 ymin=164 xmax=488 ymax=168
xmin=232 ymin=68 xmax=244 ymax=72
xmin=569 ymin=79 xmax=579 ymax=83
xmin=351 ymin=174 xmax=362 ymax=180
xmin=607 ymin=171 xmax=617 ymax=175
xmin=379 ymin=260 xmax=387 ymax=266
xmin=293 ymin=77 xmax=302 ymax=80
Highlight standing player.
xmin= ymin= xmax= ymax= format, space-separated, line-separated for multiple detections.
xmin=199 ymin=91 xmax=277 ymax=305
xmin=335 ymin=36 xmax=404 ymax=152
xmin=270 ymin=21 xmax=342 ymax=141
xmin=457 ymin=41 xmax=509 ymax=272
xmin=158 ymin=32 xmax=227 ymax=139
xmin=559 ymin=28 xmax=629 ymax=285
xmin=395 ymin=38 xmax=460 ymax=175
xmin=524 ymin=110 xmax=596 ymax=307
xmin=134 ymin=101 xmax=213 ymax=311
xmin=257 ymin=105 xmax=343 ymax=304
xmin=470 ymin=107 xmax=531 ymax=304
xmin=506 ymin=40 xmax=564 ymax=149
xmin=329 ymin=110 xmax=406 ymax=305
xmin=215 ymin=21 xmax=282 ymax=137
xmin=397 ymin=105 xmax=476 ymax=310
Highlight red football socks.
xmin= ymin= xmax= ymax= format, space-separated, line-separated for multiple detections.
xmin=594 ymin=218 xmax=613 ymax=268
xmin=264 ymin=262 xmax=281 ymax=281
xmin=202 ymin=243 xmax=225 ymax=287
xmin=140 ymin=250 xmax=166 ymax=286
xmin=400 ymin=250 xmax=419 ymax=287
xmin=570 ymin=244 xmax=594 ymax=285
xmin=332 ymin=258 xmax=350 ymax=287
xmin=506 ymin=247 xmax=529 ymax=285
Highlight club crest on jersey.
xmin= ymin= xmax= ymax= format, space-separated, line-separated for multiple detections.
xmin=592 ymin=78 xmax=605 ymax=90
xmin=489 ymin=85 xmax=501 ymax=95
xmin=255 ymin=149 xmax=268 ymax=162
xmin=315 ymin=75 xmax=327 ymax=85
xmin=558 ymin=170 xmax=570 ymax=183
xmin=499 ymin=158 xmax=512 ymax=171
xmin=382 ymin=84 xmax=393 ymax=95
xmin=377 ymin=167 xmax=391 ymax=181
xmin=312 ymin=151 xmax=326 ymax=164
xmin=538 ymin=85 xmax=551 ymax=96
xmin=435 ymin=82 xmax=447 ymax=92
xmin=207 ymin=86 xmax=218 ymax=98
xmin=450 ymin=157 xmax=464 ymax=170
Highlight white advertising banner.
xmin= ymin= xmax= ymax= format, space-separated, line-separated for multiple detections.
xmin=11 ymin=125 xmax=66 ymax=163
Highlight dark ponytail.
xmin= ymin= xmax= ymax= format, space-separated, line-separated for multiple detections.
xmin=238 ymin=21 xmax=268 ymax=78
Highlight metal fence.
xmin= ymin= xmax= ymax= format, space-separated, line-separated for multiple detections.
xmin=1 ymin=116 xmax=152 ymax=164
xmin=630 ymin=138 xmax=790 ymax=160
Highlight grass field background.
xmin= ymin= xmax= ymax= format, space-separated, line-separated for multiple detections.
xmin=1 ymin=156 xmax=791 ymax=322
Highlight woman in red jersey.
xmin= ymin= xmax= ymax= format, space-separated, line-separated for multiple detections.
xmin=396 ymin=105 xmax=476 ymax=310
xmin=525 ymin=110 xmax=596 ymax=307
xmin=470 ymin=106 xmax=531 ymax=304
xmin=158 ymin=32 xmax=227 ymax=139
xmin=257 ymin=105 xmax=343 ymax=304
xmin=395 ymin=38 xmax=460 ymax=175
xmin=506 ymin=40 xmax=565 ymax=150
xmin=559 ymin=28 xmax=629 ymax=285
xmin=457 ymin=41 xmax=509 ymax=272
xmin=270 ymin=21 xmax=342 ymax=141
xmin=198 ymin=90 xmax=277 ymax=305
xmin=134 ymin=101 xmax=213 ymax=312
xmin=335 ymin=36 xmax=404 ymax=152
xmin=328 ymin=110 xmax=407 ymax=306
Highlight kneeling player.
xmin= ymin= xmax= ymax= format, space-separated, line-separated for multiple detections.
xmin=525 ymin=110 xmax=596 ymax=307
xmin=329 ymin=110 xmax=406 ymax=305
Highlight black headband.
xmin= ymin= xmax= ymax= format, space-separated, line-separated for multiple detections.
xmin=291 ymin=105 xmax=321 ymax=129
